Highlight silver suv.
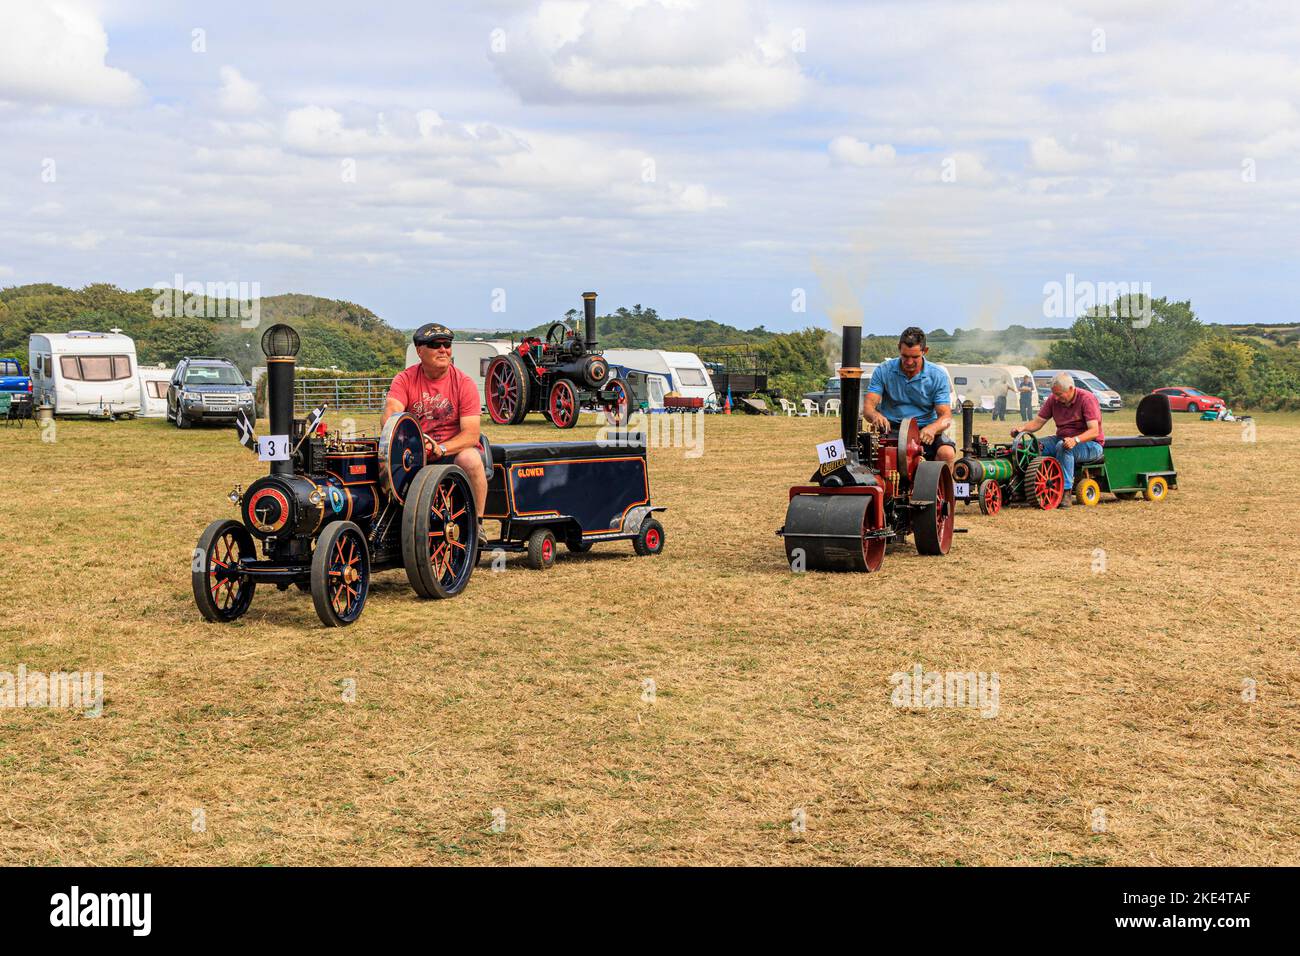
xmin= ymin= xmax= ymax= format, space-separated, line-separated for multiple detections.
xmin=167 ymin=357 xmax=256 ymax=428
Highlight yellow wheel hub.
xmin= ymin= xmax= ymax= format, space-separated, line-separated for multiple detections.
xmin=1076 ymin=478 xmax=1101 ymax=506
xmin=1144 ymin=477 xmax=1168 ymax=502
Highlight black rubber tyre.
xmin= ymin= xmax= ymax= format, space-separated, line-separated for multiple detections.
xmin=911 ymin=460 xmax=955 ymax=556
xmin=566 ymin=535 xmax=591 ymax=553
xmin=192 ymin=519 xmax=257 ymax=622
xmin=633 ymin=517 xmax=665 ymax=557
xmin=176 ymin=408 xmax=191 ymax=429
xmin=526 ymin=528 xmax=557 ymax=569
xmin=311 ymin=521 xmax=370 ymax=627
xmin=1187 ymin=403 xmax=1199 ymax=414
xmin=401 ymin=464 xmax=477 ymax=598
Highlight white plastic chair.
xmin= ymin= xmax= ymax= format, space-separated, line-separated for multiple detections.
xmin=801 ymin=398 xmax=820 ymax=417
xmin=824 ymin=398 xmax=841 ymax=416
xmin=779 ymin=398 xmax=797 ymax=416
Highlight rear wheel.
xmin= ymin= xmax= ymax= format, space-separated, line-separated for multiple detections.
xmin=485 ymin=354 xmax=531 ymax=425
xmin=603 ymin=377 xmax=630 ymax=427
xmin=311 ymin=521 xmax=369 ymax=627
xmin=1025 ymin=456 xmax=1065 ymax=510
xmin=633 ymin=517 xmax=665 ymax=556
xmin=526 ymin=528 xmax=557 ymax=569
xmin=548 ymin=379 xmax=579 ymax=429
xmin=978 ymin=479 xmax=1002 ymax=516
xmin=192 ymin=519 xmax=256 ymax=622
xmin=1143 ymin=476 xmax=1169 ymax=502
xmin=402 ymin=464 xmax=477 ymax=598
xmin=912 ymin=461 xmax=955 ymax=555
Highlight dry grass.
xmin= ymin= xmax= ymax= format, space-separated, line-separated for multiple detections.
xmin=0 ymin=407 xmax=1296 ymax=866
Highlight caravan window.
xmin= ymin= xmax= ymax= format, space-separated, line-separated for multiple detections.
xmin=146 ymin=380 xmax=168 ymax=399
xmin=673 ymin=367 xmax=709 ymax=387
xmin=43 ymin=356 xmax=52 ymax=377
xmin=0 ymin=359 xmax=19 ymax=375
xmin=59 ymin=354 xmax=133 ymax=381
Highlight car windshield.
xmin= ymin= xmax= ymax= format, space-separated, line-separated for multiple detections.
xmin=185 ymin=365 xmax=245 ymax=386
xmin=1082 ymin=377 xmax=1108 ymax=391
xmin=827 ymin=379 xmax=840 ymax=391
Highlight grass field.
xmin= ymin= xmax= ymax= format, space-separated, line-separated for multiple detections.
xmin=1 ymin=407 xmax=1296 ymax=865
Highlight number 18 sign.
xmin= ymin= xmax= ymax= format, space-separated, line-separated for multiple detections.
xmin=816 ymin=438 xmax=846 ymax=466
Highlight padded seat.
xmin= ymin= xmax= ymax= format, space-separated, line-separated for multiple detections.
xmin=490 ymin=430 xmax=647 ymax=465
xmin=1105 ymin=435 xmax=1172 ymax=448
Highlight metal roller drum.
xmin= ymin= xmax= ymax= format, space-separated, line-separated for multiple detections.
xmin=783 ymin=492 xmax=885 ymax=573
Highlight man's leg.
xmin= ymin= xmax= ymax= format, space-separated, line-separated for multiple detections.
xmin=453 ymin=448 xmax=488 ymax=516
xmin=1038 ymin=436 xmax=1074 ymax=490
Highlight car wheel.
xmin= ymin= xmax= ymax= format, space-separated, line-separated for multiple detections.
xmin=1187 ymin=403 xmax=1199 ymax=413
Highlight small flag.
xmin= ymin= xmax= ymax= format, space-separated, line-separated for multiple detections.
xmin=235 ymin=409 xmax=258 ymax=453
xmin=303 ymin=403 xmax=327 ymax=436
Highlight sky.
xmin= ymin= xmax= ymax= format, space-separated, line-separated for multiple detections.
xmin=0 ymin=0 xmax=1297 ymax=333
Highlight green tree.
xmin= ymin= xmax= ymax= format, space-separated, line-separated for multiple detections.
xmin=1172 ymin=336 xmax=1254 ymax=403
xmin=1045 ymin=296 xmax=1203 ymax=391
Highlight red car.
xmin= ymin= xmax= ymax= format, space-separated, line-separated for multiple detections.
xmin=1151 ymin=386 xmax=1225 ymax=413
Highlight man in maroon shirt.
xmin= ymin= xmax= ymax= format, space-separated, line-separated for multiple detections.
xmin=382 ymin=323 xmax=487 ymax=516
xmin=1009 ymin=372 xmax=1104 ymax=507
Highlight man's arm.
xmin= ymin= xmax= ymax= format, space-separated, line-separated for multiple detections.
xmin=919 ymin=402 xmax=952 ymax=443
xmin=1064 ymin=419 xmax=1101 ymax=449
xmin=863 ymin=390 xmax=890 ymax=430
xmin=431 ymin=415 xmax=481 ymax=457
xmin=1011 ymin=415 xmax=1048 ymax=436
xmin=380 ymin=396 xmax=404 ymax=430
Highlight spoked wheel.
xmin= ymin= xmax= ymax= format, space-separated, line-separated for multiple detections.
xmin=633 ymin=517 xmax=665 ymax=556
xmin=603 ymin=377 xmax=630 ymax=427
xmin=781 ymin=493 xmax=886 ymax=572
xmin=485 ymin=354 xmax=531 ymax=425
xmin=1011 ymin=432 xmax=1040 ymax=471
xmin=978 ymin=479 xmax=1002 ymax=516
xmin=402 ymin=464 xmax=478 ymax=598
xmin=912 ymin=460 xmax=955 ymax=555
xmin=192 ymin=519 xmax=257 ymax=622
xmin=547 ymin=378 xmax=580 ymax=429
xmin=311 ymin=521 xmax=370 ymax=627
xmin=1026 ymin=456 xmax=1065 ymax=510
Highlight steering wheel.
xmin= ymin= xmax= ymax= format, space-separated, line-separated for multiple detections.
xmin=545 ymin=322 xmax=570 ymax=348
xmin=1011 ymin=432 xmax=1040 ymax=470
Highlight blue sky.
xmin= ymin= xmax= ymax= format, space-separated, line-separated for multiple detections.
xmin=1 ymin=0 xmax=1297 ymax=333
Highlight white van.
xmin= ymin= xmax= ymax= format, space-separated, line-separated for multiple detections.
xmin=602 ymin=349 xmax=717 ymax=408
xmin=1032 ymin=369 xmax=1123 ymax=411
xmin=137 ymin=364 xmax=174 ymax=418
xmin=29 ymin=331 xmax=142 ymax=417
xmin=405 ymin=340 xmax=510 ymax=413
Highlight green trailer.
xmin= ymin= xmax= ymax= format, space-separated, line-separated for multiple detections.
xmin=1073 ymin=394 xmax=1177 ymax=506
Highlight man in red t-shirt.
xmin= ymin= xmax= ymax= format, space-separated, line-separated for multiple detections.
xmin=382 ymin=323 xmax=486 ymax=515
xmin=1009 ymin=371 xmax=1104 ymax=507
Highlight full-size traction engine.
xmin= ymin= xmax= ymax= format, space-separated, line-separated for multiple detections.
xmin=777 ymin=327 xmax=957 ymax=572
xmin=951 ymin=402 xmax=1066 ymax=514
xmin=191 ymin=324 xmax=477 ymax=627
xmin=485 ymin=292 xmax=630 ymax=429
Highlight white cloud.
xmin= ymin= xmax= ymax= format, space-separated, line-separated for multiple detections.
xmin=492 ymin=0 xmax=806 ymax=109
xmin=250 ymin=242 xmax=312 ymax=259
xmin=1029 ymin=136 xmax=1089 ymax=173
xmin=828 ymin=136 xmax=896 ymax=167
xmin=0 ymin=1 xmax=142 ymax=107
xmin=217 ymin=67 xmax=268 ymax=114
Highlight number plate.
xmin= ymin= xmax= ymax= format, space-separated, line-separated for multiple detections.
xmin=816 ymin=438 xmax=846 ymax=465
xmin=953 ymin=481 xmax=970 ymax=498
xmin=258 ymin=435 xmax=290 ymax=461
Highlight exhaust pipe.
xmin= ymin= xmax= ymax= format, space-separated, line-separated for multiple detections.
xmin=261 ymin=324 xmax=301 ymax=477
xmin=961 ymin=400 xmax=974 ymax=456
xmin=839 ymin=326 xmax=862 ymax=455
xmin=582 ymin=292 xmax=598 ymax=353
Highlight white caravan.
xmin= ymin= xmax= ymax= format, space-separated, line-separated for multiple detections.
xmin=29 ymin=331 xmax=142 ymax=417
xmin=943 ymin=364 xmax=1021 ymax=414
xmin=405 ymin=340 xmax=510 ymax=413
xmin=137 ymin=364 xmax=175 ymax=418
xmin=602 ymin=349 xmax=716 ymax=408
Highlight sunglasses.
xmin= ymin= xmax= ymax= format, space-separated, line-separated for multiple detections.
xmin=417 ymin=339 xmax=453 ymax=350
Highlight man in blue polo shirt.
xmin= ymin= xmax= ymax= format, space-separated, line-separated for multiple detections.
xmin=862 ymin=326 xmax=955 ymax=463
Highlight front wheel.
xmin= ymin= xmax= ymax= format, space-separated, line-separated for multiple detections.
xmin=1143 ymin=476 xmax=1169 ymax=502
xmin=1076 ymin=477 xmax=1102 ymax=506
xmin=633 ymin=517 xmax=665 ymax=557
xmin=548 ymin=378 xmax=579 ymax=429
xmin=526 ymin=528 xmax=557 ymax=569
xmin=1187 ymin=403 xmax=1199 ymax=413
xmin=311 ymin=521 xmax=370 ymax=627
xmin=401 ymin=464 xmax=477 ymax=598
xmin=192 ymin=519 xmax=256 ymax=622
xmin=978 ymin=479 xmax=1002 ymax=516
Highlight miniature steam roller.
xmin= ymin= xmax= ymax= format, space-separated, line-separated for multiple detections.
xmin=951 ymin=401 xmax=1066 ymax=514
xmin=1073 ymin=394 xmax=1177 ymax=506
xmin=484 ymin=291 xmax=631 ymax=429
xmin=777 ymin=327 xmax=957 ymax=572
xmin=477 ymin=430 xmax=666 ymax=569
xmin=191 ymin=324 xmax=478 ymax=628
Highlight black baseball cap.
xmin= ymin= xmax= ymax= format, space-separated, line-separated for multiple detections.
xmin=413 ymin=323 xmax=454 ymax=346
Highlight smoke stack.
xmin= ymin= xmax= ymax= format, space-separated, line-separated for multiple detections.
xmin=582 ymin=292 xmax=598 ymax=352
xmin=961 ymin=400 xmax=974 ymax=456
xmin=261 ymin=324 xmax=301 ymax=477
xmin=839 ymin=326 xmax=862 ymax=453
